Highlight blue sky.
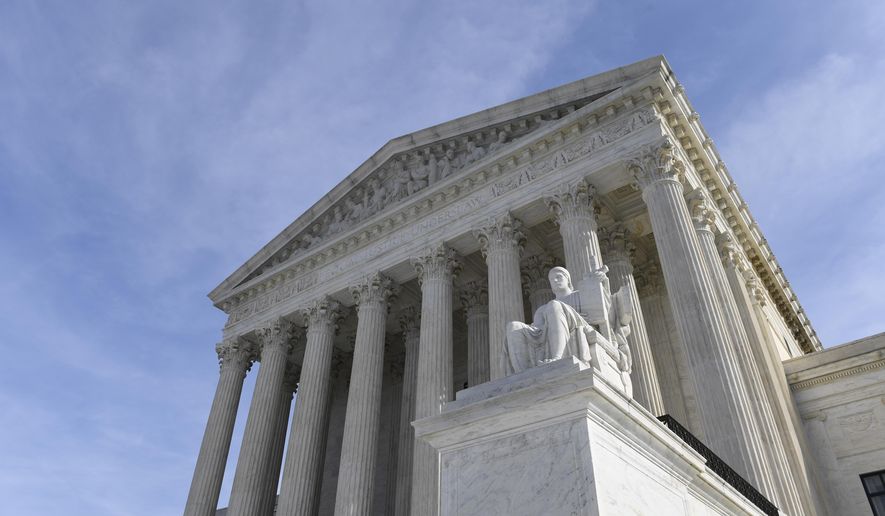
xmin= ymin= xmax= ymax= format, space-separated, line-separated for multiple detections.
xmin=1 ymin=1 xmax=883 ymax=514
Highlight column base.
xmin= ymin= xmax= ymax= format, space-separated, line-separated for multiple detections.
xmin=414 ymin=357 xmax=769 ymax=516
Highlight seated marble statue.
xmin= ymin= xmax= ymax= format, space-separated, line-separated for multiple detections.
xmin=505 ymin=266 xmax=634 ymax=381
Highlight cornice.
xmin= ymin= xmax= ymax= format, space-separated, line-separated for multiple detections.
xmin=220 ymin=91 xmax=662 ymax=331
xmin=789 ymin=358 xmax=885 ymax=392
xmin=644 ymin=71 xmax=823 ymax=353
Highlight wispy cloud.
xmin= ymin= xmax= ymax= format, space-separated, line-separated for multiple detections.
xmin=0 ymin=1 xmax=593 ymax=513
xmin=721 ymin=50 xmax=885 ymax=344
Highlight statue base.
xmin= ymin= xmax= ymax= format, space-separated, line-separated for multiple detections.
xmin=414 ymin=357 xmax=767 ymax=515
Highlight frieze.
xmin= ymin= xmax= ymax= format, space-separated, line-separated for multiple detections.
xmin=224 ymin=105 xmax=658 ymax=329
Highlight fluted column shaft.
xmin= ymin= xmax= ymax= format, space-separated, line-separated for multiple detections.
xmin=474 ymin=215 xmax=525 ymax=380
xmin=545 ymin=180 xmax=601 ymax=281
xmin=334 ymin=274 xmax=395 ymax=516
xmin=460 ymin=281 xmax=489 ymax=387
xmin=228 ymin=319 xmax=294 ymax=516
xmin=394 ymin=309 xmax=420 ymax=516
xmin=604 ymin=250 xmax=665 ymax=415
xmin=629 ymin=141 xmax=772 ymax=489
xmin=258 ymin=370 xmax=298 ymax=516
xmin=635 ymin=265 xmax=700 ymax=431
xmin=184 ymin=340 xmax=254 ymax=516
xmin=277 ymin=299 xmax=341 ymax=516
xmin=737 ymin=261 xmax=822 ymax=515
xmin=690 ymin=203 xmax=788 ymax=506
xmin=714 ymin=233 xmax=812 ymax=515
xmin=410 ymin=245 xmax=460 ymax=516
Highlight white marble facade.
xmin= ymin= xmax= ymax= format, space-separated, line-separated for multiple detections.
xmin=180 ymin=56 xmax=883 ymax=516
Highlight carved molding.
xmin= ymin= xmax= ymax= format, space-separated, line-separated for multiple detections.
xmin=790 ymin=359 xmax=885 ymax=391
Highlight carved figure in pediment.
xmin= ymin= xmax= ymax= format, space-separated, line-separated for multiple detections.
xmin=302 ymin=225 xmax=321 ymax=249
xmin=437 ymin=148 xmax=461 ymax=180
xmin=464 ymin=140 xmax=486 ymax=165
xmin=488 ymin=131 xmax=509 ymax=153
xmin=389 ymin=159 xmax=411 ymax=202
xmin=345 ymin=190 xmax=366 ymax=223
xmin=408 ymin=158 xmax=431 ymax=195
xmin=365 ymin=177 xmax=388 ymax=215
xmin=328 ymin=205 xmax=345 ymax=234
xmin=426 ymin=153 xmax=440 ymax=184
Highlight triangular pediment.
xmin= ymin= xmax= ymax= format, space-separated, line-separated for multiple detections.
xmin=209 ymin=56 xmax=669 ymax=304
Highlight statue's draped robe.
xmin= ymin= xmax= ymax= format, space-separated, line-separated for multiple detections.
xmin=505 ymin=292 xmax=594 ymax=375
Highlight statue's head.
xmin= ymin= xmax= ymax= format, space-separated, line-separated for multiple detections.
xmin=548 ymin=266 xmax=573 ymax=296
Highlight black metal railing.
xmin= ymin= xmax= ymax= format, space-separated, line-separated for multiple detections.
xmin=657 ymin=415 xmax=779 ymax=516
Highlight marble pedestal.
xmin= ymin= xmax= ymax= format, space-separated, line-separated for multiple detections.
xmin=413 ymin=357 xmax=766 ymax=516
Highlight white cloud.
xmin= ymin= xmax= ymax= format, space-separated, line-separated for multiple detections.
xmin=721 ymin=52 xmax=885 ymax=345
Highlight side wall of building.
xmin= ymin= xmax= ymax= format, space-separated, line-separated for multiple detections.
xmin=786 ymin=333 xmax=885 ymax=516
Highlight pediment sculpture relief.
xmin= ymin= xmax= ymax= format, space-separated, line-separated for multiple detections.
xmin=245 ymin=106 xmax=587 ymax=281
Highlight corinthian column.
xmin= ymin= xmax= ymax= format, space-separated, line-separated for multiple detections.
xmin=184 ymin=339 xmax=255 ymax=516
xmin=394 ymin=307 xmax=420 ymax=516
xmin=334 ymin=274 xmax=396 ymax=516
xmin=474 ymin=214 xmax=525 ymax=380
xmin=410 ymin=244 xmax=461 ymax=516
xmin=687 ymin=194 xmax=787 ymax=504
xmin=258 ymin=363 xmax=300 ymax=516
xmin=521 ymin=253 xmax=556 ymax=314
xmin=600 ymin=226 xmax=665 ymax=416
xmin=714 ymin=232 xmax=812 ymax=515
xmin=228 ymin=319 xmax=294 ymax=516
xmin=460 ymin=280 xmax=490 ymax=387
xmin=545 ymin=180 xmax=601 ymax=280
xmin=717 ymin=238 xmax=815 ymax=514
xmin=628 ymin=139 xmax=773 ymax=489
xmin=277 ymin=298 xmax=341 ymax=516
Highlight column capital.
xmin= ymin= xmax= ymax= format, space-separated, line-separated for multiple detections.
xmin=350 ymin=273 xmax=397 ymax=307
xmin=544 ymin=180 xmax=598 ymax=225
xmin=520 ymin=253 xmax=555 ymax=298
xmin=716 ymin=232 xmax=750 ymax=272
xmin=628 ymin=138 xmax=684 ymax=191
xmin=330 ymin=348 xmax=354 ymax=379
xmin=459 ymin=279 xmax=489 ymax=319
xmin=399 ymin=305 xmax=421 ymax=343
xmin=686 ymin=188 xmax=717 ymax=233
xmin=215 ymin=338 xmax=256 ymax=375
xmin=634 ymin=262 xmax=664 ymax=298
xmin=411 ymin=244 xmax=462 ymax=285
xmin=256 ymin=318 xmax=296 ymax=358
xmin=473 ymin=213 xmax=526 ymax=258
xmin=282 ymin=363 xmax=301 ymax=394
xmin=301 ymin=297 xmax=342 ymax=332
xmin=599 ymin=224 xmax=636 ymax=266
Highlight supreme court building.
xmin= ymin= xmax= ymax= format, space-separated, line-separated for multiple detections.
xmin=184 ymin=57 xmax=885 ymax=516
